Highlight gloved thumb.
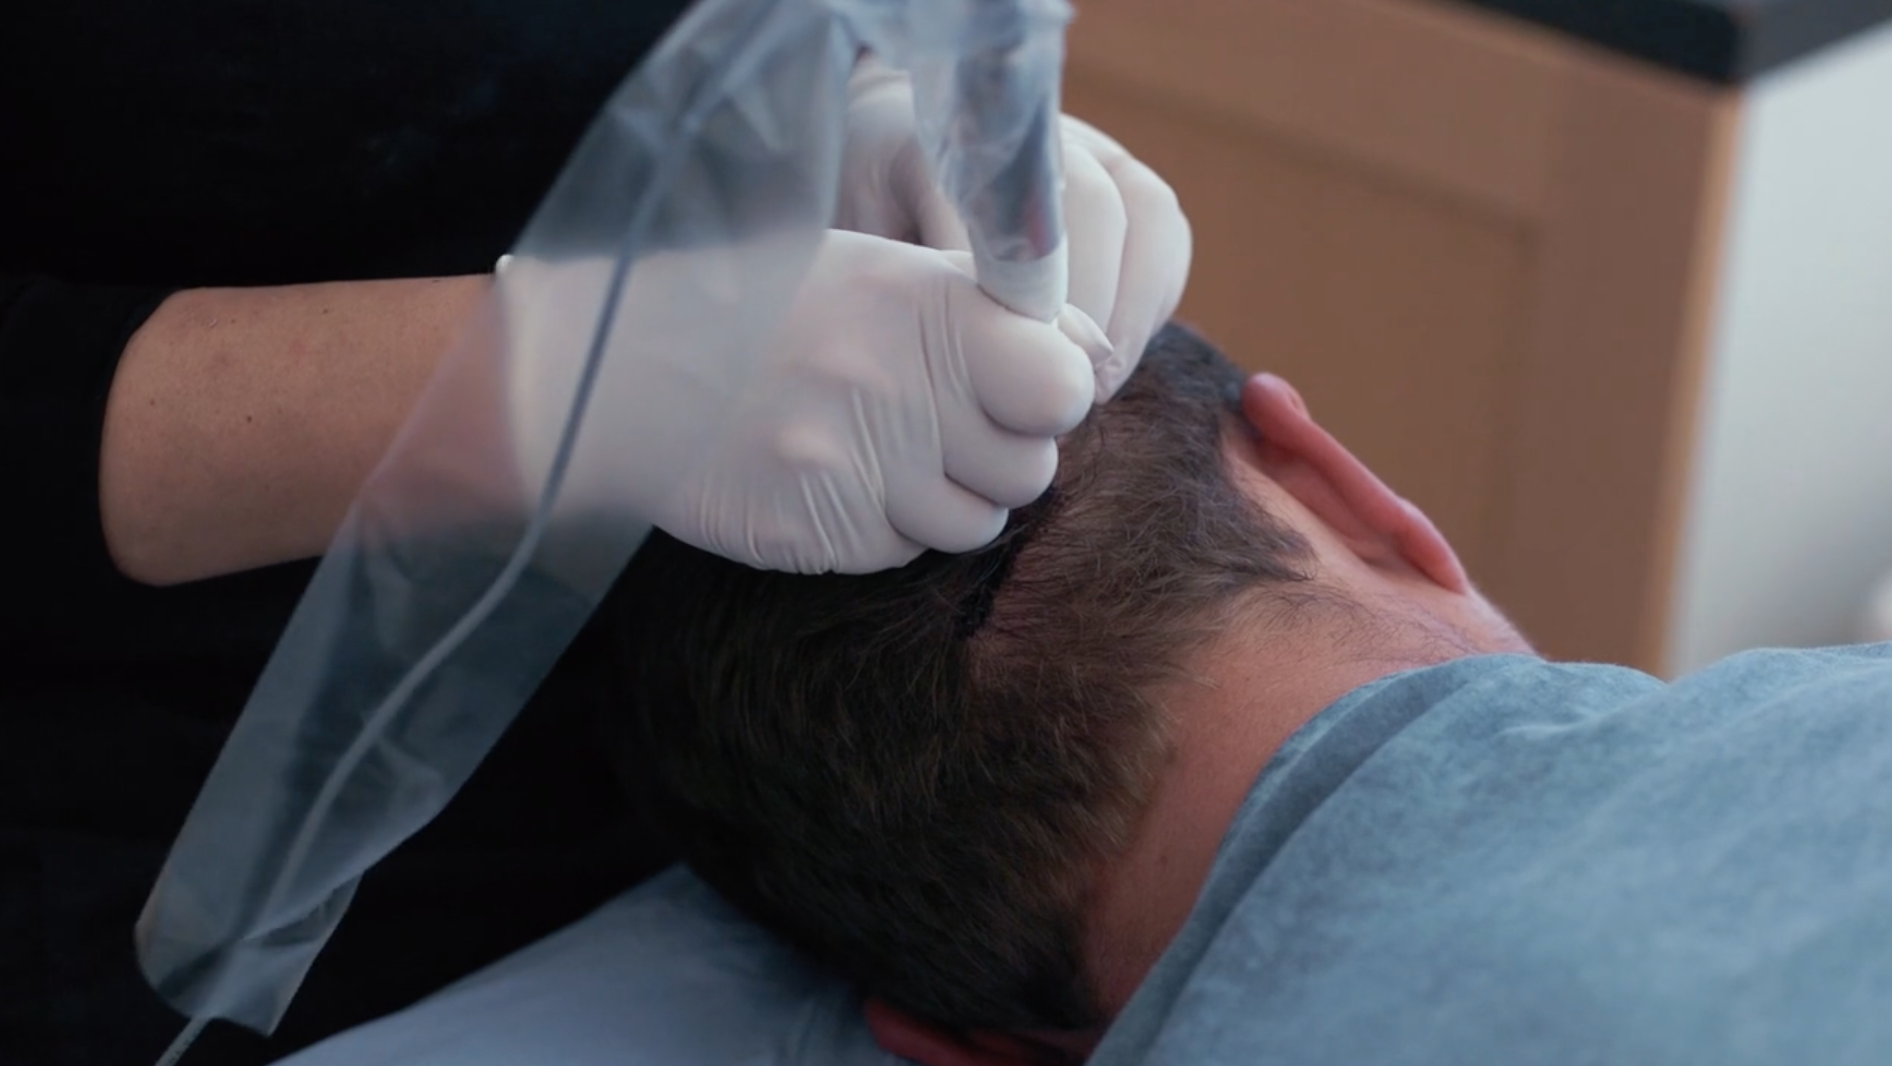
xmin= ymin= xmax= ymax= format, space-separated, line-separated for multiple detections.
xmin=910 ymin=181 xmax=972 ymax=254
xmin=1054 ymin=304 xmax=1115 ymax=391
xmin=939 ymin=250 xmax=1116 ymax=421
xmin=953 ymin=294 xmax=1103 ymax=437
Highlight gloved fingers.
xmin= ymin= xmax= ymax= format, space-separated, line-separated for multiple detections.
xmin=830 ymin=532 xmax=927 ymax=575
xmin=847 ymin=51 xmax=905 ymax=96
xmin=838 ymin=56 xmax=975 ymax=252
xmin=880 ymin=113 xmax=972 ymax=251
xmin=951 ymin=283 xmax=1102 ymax=436
xmin=836 ymin=57 xmax=927 ymax=242
xmin=1059 ymin=113 xmax=1130 ymax=161
xmin=1058 ymin=128 xmax=1128 ymax=346
xmin=1092 ymin=154 xmax=1190 ymax=396
xmin=1060 ymin=116 xmax=1192 ymax=399
xmin=882 ymin=473 xmax=1009 ymax=559
xmin=751 ymin=478 xmax=927 ymax=577
xmin=938 ymin=248 xmax=976 ymax=276
xmin=937 ymin=403 xmax=1061 ymax=508
xmin=910 ymin=181 xmax=972 ymax=253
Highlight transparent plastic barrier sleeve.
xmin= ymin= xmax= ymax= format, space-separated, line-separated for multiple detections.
xmin=904 ymin=0 xmax=1069 ymax=319
xmin=134 ymin=0 xmax=1071 ymax=1054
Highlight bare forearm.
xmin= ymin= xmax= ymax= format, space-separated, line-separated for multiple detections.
xmin=100 ymin=275 xmax=490 ymax=585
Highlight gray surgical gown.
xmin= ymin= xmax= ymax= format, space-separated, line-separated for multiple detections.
xmin=1094 ymin=646 xmax=1892 ymax=1066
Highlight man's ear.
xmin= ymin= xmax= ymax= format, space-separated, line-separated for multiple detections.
xmin=862 ymin=998 xmax=1081 ymax=1066
xmin=1239 ymin=373 xmax=1469 ymax=594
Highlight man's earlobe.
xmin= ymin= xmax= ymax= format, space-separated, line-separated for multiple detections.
xmin=862 ymin=998 xmax=1082 ymax=1066
xmin=1239 ymin=373 xmax=1469 ymax=594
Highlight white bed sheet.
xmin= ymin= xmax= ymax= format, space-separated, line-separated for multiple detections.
xmin=280 ymin=866 xmax=900 ymax=1066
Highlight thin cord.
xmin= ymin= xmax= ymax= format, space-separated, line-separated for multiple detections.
xmin=154 ymin=1016 xmax=208 ymax=1066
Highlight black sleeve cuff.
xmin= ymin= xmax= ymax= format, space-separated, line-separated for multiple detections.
xmin=1 ymin=276 xmax=178 ymax=624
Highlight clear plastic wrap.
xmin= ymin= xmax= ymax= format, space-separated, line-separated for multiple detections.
xmin=135 ymin=0 xmax=1072 ymax=1054
xmin=897 ymin=0 xmax=1070 ymax=318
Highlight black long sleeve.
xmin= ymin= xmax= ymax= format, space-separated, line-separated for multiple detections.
xmin=2 ymin=0 xmax=692 ymax=614
xmin=0 ymin=277 xmax=174 ymax=635
xmin=1 ymin=3 xmax=694 ymax=1063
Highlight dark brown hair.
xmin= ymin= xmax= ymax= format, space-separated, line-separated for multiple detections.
xmin=604 ymin=324 xmax=1312 ymax=1030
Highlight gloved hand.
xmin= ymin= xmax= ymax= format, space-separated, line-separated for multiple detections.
xmin=834 ymin=57 xmax=1192 ymax=400
xmin=501 ymin=230 xmax=1109 ymax=574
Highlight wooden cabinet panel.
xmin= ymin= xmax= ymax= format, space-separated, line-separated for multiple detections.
xmin=1065 ymin=69 xmax=1529 ymax=580
xmin=1064 ymin=0 xmax=1738 ymax=668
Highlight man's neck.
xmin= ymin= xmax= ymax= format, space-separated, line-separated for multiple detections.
xmin=1083 ymin=604 xmax=1461 ymax=1016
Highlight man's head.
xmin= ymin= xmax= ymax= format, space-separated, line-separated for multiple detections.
xmin=605 ymin=324 xmax=1528 ymax=1060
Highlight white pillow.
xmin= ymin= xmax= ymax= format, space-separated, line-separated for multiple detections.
xmin=280 ymin=866 xmax=899 ymax=1066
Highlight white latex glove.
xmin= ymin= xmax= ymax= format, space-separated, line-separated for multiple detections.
xmin=833 ymin=57 xmax=1192 ymax=400
xmin=502 ymin=230 xmax=1109 ymax=575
